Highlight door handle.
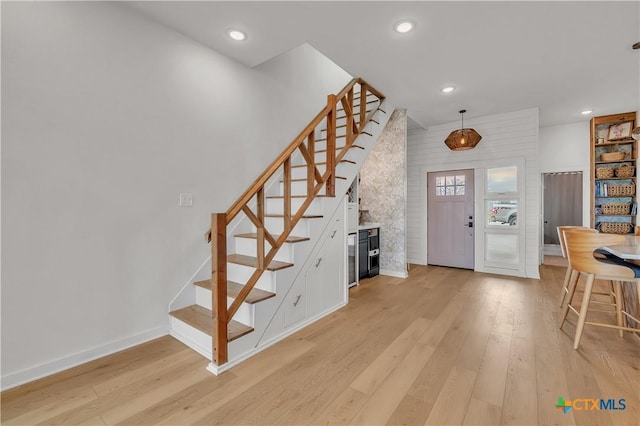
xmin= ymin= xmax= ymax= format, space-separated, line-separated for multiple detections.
xmin=293 ymin=295 xmax=301 ymax=307
xmin=315 ymin=257 xmax=323 ymax=267
xmin=331 ymin=230 xmax=337 ymax=239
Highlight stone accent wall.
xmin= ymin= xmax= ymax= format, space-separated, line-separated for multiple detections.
xmin=360 ymin=109 xmax=407 ymax=277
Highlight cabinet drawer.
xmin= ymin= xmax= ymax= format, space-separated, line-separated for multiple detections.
xmin=284 ymin=288 xmax=305 ymax=327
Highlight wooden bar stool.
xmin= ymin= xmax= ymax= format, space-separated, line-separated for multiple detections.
xmin=556 ymin=226 xmax=596 ymax=307
xmin=559 ymin=231 xmax=640 ymax=349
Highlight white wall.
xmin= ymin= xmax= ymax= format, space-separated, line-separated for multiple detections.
xmin=1 ymin=1 xmax=351 ymax=388
xmin=539 ymin=122 xmax=591 ymax=226
xmin=407 ymin=108 xmax=540 ymax=278
xmin=255 ymin=43 xmax=352 ymax=112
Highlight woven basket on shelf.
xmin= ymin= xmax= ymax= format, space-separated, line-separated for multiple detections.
xmin=608 ymin=183 xmax=635 ymax=197
xmin=599 ymin=222 xmax=632 ymax=234
xmin=615 ymin=165 xmax=635 ymax=178
xmin=601 ymin=203 xmax=631 ymax=215
xmin=600 ymin=151 xmax=626 ymax=162
xmin=596 ymin=167 xmax=615 ymax=179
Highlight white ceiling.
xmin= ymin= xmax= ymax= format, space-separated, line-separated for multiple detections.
xmin=127 ymin=1 xmax=640 ymax=128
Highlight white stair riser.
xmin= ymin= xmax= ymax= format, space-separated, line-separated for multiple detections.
xmin=314 ymin=147 xmax=359 ymax=164
xmin=313 ymin=137 xmax=352 ymax=151
xmin=235 ymin=237 xmax=295 ymax=263
xmin=227 ymin=263 xmax=276 ymax=292
xmin=291 ymin=164 xmax=327 ymax=180
xmin=314 ymin=147 xmax=345 ymax=163
xmin=170 ymin=317 xmax=212 ymax=359
xmin=280 ymin=181 xmax=326 ymax=196
xmin=262 ymin=216 xmax=310 ymax=236
xmin=265 ymin=197 xmax=323 ymax=216
xmin=195 ymin=286 xmax=253 ymax=325
xmin=323 ymin=110 xmax=378 ymax=133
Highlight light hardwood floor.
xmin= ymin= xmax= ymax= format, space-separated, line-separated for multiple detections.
xmin=2 ymin=265 xmax=639 ymax=425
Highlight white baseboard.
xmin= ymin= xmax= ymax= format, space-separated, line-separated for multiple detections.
xmin=380 ymin=269 xmax=408 ymax=279
xmin=544 ymin=244 xmax=562 ymax=256
xmin=1 ymin=326 xmax=169 ymax=391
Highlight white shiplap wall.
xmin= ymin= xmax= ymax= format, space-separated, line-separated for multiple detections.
xmin=407 ymin=108 xmax=540 ymax=278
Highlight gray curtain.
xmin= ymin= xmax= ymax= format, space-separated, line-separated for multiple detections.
xmin=544 ymin=172 xmax=583 ymax=245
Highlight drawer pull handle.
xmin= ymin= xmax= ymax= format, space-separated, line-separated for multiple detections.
xmin=294 ymin=295 xmax=301 ymax=306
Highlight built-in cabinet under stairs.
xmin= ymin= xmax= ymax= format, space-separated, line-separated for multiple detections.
xmin=169 ymin=78 xmax=392 ymax=374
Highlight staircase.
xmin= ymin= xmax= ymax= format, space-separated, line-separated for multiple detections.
xmin=168 ymin=78 xmax=391 ymax=374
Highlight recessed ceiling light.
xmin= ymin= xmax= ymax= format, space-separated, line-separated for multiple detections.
xmin=227 ymin=29 xmax=247 ymax=41
xmin=394 ymin=20 xmax=415 ymax=33
xmin=442 ymin=86 xmax=456 ymax=93
xmin=581 ymin=109 xmax=593 ymax=115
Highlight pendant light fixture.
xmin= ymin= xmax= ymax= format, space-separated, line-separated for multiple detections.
xmin=444 ymin=109 xmax=482 ymax=151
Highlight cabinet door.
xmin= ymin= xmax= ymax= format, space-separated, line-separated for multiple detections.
xmin=325 ymin=218 xmax=345 ymax=308
xmin=359 ymin=231 xmax=369 ymax=279
xmin=306 ymin=247 xmax=326 ymax=318
xmin=347 ymin=203 xmax=359 ymax=232
xmin=306 ymin=216 xmax=347 ymax=317
xmin=284 ymin=279 xmax=306 ymax=327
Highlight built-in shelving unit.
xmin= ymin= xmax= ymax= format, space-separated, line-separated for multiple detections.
xmin=590 ymin=111 xmax=638 ymax=233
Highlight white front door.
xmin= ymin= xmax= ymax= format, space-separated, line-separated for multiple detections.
xmin=427 ymin=169 xmax=474 ymax=269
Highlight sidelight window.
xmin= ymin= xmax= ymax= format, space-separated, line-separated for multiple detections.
xmin=484 ymin=165 xmax=521 ymax=270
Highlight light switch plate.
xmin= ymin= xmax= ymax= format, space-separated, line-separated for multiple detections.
xmin=179 ymin=193 xmax=193 ymax=207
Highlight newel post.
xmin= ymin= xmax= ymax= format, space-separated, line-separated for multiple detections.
xmin=211 ymin=213 xmax=228 ymax=365
xmin=326 ymin=94 xmax=337 ymax=197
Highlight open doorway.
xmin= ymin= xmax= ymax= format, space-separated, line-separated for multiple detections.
xmin=542 ymin=171 xmax=583 ymax=264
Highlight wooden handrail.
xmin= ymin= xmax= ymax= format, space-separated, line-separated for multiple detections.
xmin=335 ymin=78 xmax=359 ymax=100
xmin=209 ymin=77 xmax=385 ymax=366
xmin=225 ymin=105 xmax=332 ymax=223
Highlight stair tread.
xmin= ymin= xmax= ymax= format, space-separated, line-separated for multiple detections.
xmin=264 ymin=214 xmax=323 ymax=219
xmin=265 ymin=195 xmax=326 ymax=199
xmin=169 ymin=304 xmax=253 ymax=342
xmin=337 ymin=110 xmax=373 ymax=120
xmin=316 ymin=135 xmax=346 ymax=142
xmin=193 ymin=279 xmax=276 ymax=304
xmin=290 ymin=160 xmax=353 ymax=168
xmin=316 ymin=144 xmax=365 ymax=153
xmin=337 ymin=106 xmax=383 ymax=120
xmin=234 ymin=232 xmax=310 ymax=243
xmin=281 ymin=176 xmax=347 ymax=182
xmin=337 ymin=99 xmax=379 ymax=109
xmin=227 ymin=253 xmax=294 ymax=271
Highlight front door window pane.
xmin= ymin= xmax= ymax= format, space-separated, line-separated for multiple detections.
xmin=436 ymin=174 xmax=466 ymax=197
